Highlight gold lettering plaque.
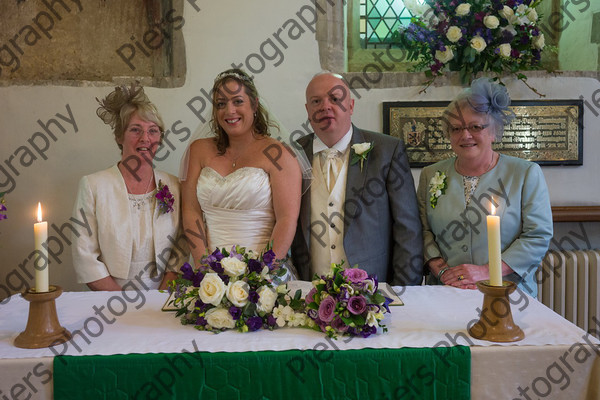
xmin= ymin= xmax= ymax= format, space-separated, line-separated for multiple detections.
xmin=383 ymin=101 xmax=583 ymax=167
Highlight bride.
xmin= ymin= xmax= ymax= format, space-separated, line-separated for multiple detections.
xmin=181 ymin=69 xmax=302 ymax=277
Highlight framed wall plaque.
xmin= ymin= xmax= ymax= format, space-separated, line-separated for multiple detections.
xmin=383 ymin=100 xmax=583 ymax=167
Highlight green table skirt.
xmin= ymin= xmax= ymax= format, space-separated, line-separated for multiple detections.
xmin=54 ymin=346 xmax=470 ymax=400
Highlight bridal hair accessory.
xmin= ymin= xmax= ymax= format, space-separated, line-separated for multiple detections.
xmin=214 ymin=70 xmax=253 ymax=84
xmin=96 ymin=82 xmax=149 ymax=130
xmin=467 ymin=78 xmax=516 ymax=128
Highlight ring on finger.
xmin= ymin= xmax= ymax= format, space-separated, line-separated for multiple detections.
xmin=458 ymin=275 xmax=464 ymax=281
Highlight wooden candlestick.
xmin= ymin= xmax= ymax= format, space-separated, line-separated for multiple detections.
xmin=14 ymin=285 xmax=71 ymax=349
xmin=468 ymin=280 xmax=525 ymax=342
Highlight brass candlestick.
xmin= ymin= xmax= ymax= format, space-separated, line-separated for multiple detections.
xmin=14 ymin=285 xmax=71 ymax=349
xmin=468 ymin=280 xmax=524 ymax=342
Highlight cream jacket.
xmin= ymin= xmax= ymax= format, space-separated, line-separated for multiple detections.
xmin=72 ymin=165 xmax=186 ymax=284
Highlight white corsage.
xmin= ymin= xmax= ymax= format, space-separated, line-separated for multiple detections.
xmin=350 ymin=142 xmax=374 ymax=171
xmin=428 ymin=171 xmax=447 ymax=209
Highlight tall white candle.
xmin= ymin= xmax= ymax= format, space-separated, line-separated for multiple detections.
xmin=487 ymin=202 xmax=502 ymax=286
xmin=34 ymin=202 xmax=49 ymax=293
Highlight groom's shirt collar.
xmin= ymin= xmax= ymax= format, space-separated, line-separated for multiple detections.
xmin=312 ymin=126 xmax=353 ymax=155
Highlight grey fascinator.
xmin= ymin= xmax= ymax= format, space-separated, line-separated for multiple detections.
xmin=96 ymin=82 xmax=149 ymax=129
xmin=468 ymin=78 xmax=516 ymax=126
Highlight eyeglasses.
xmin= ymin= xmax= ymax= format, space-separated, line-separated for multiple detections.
xmin=126 ymin=126 xmax=162 ymax=137
xmin=449 ymin=124 xmax=489 ymax=135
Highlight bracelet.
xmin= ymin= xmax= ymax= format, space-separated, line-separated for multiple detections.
xmin=437 ymin=266 xmax=450 ymax=283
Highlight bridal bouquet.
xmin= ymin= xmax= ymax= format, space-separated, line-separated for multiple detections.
xmin=167 ymin=246 xmax=304 ymax=332
xmin=395 ymin=0 xmax=550 ymax=95
xmin=305 ymin=263 xmax=391 ymax=339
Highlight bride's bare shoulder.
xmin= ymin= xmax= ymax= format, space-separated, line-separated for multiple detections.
xmin=190 ymin=138 xmax=218 ymax=154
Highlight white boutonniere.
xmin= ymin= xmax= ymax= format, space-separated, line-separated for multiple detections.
xmin=350 ymin=142 xmax=374 ymax=171
xmin=428 ymin=171 xmax=447 ymax=209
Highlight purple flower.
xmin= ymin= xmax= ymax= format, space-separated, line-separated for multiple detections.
xmin=342 ymin=268 xmax=368 ymax=283
xmin=361 ymin=325 xmax=377 ymax=338
xmin=338 ymin=286 xmax=351 ymax=303
xmin=305 ymin=288 xmax=317 ymax=304
xmin=331 ymin=316 xmax=348 ymax=332
xmin=180 ymin=262 xmax=194 ymax=281
xmin=307 ymin=308 xmax=318 ymax=320
xmin=229 ymin=306 xmax=242 ymax=320
xmin=155 ymin=180 xmax=174 ymax=214
xmin=347 ymin=296 xmax=367 ymax=315
xmin=383 ymin=297 xmax=392 ymax=313
xmin=248 ymin=259 xmax=262 ymax=273
xmin=218 ymin=274 xmax=230 ymax=285
xmin=267 ymin=314 xmax=277 ymax=327
xmin=210 ymin=261 xmax=224 ymax=274
xmin=247 ymin=316 xmax=263 ymax=331
xmin=192 ymin=272 xmax=204 ymax=288
xmin=196 ymin=316 xmax=207 ymax=326
xmin=210 ymin=248 xmax=225 ymax=261
xmin=262 ymin=250 xmax=276 ymax=266
xmin=318 ymin=296 xmax=337 ymax=322
xmin=248 ymin=290 xmax=259 ymax=304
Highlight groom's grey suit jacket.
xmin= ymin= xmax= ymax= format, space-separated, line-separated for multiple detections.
xmin=291 ymin=125 xmax=423 ymax=285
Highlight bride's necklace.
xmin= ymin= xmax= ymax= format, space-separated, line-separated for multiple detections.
xmin=456 ymin=152 xmax=496 ymax=176
xmin=123 ymin=173 xmax=154 ymax=210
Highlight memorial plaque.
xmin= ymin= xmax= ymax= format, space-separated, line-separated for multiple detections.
xmin=383 ymin=100 xmax=583 ymax=167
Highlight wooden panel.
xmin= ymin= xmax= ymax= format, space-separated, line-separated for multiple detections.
xmin=551 ymin=206 xmax=600 ymax=222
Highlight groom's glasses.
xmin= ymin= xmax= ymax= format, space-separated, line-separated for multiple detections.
xmin=449 ymin=124 xmax=489 ymax=135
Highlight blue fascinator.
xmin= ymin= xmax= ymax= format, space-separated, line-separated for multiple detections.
xmin=467 ymin=78 xmax=516 ymax=127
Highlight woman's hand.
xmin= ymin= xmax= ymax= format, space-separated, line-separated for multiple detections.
xmin=443 ymin=261 xmax=514 ymax=289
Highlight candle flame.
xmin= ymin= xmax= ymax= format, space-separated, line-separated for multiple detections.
xmin=491 ymin=200 xmax=496 ymax=216
xmin=37 ymin=202 xmax=43 ymax=222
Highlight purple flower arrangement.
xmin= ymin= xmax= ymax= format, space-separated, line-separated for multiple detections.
xmin=0 ymin=192 xmax=6 ymax=220
xmin=305 ymin=263 xmax=391 ymax=339
xmin=167 ymin=245 xmax=304 ymax=333
xmin=155 ymin=180 xmax=174 ymax=215
xmin=395 ymin=0 xmax=551 ymax=95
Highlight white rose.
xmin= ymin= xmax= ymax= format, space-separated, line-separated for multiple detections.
xmin=498 ymin=43 xmax=512 ymax=58
xmin=455 ymin=3 xmax=471 ymax=16
xmin=516 ymin=4 xmax=527 ymax=15
xmin=351 ymin=142 xmax=371 ymax=155
xmin=205 ymin=307 xmax=236 ymax=329
xmin=484 ymin=15 xmax=500 ymax=29
xmin=256 ymin=285 xmax=278 ymax=313
xmin=226 ymin=280 xmax=249 ymax=307
xmin=499 ymin=6 xmax=516 ymax=24
xmin=435 ymin=189 xmax=442 ymax=197
xmin=533 ymin=33 xmax=545 ymax=50
xmin=470 ymin=36 xmax=487 ymax=53
xmin=446 ymin=26 xmax=462 ymax=43
xmin=221 ymin=256 xmax=247 ymax=277
xmin=526 ymin=8 xmax=538 ymax=23
xmin=435 ymin=48 xmax=454 ymax=64
xmin=199 ymin=273 xmax=226 ymax=306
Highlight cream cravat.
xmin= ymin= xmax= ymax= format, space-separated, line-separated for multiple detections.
xmin=322 ymin=149 xmax=342 ymax=192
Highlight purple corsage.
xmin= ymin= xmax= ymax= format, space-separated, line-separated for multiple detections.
xmin=155 ymin=180 xmax=174 ymax=215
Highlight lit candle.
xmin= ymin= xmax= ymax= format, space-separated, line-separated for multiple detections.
xmin=34 ymin=202 xmax=49 ymax=292
xmin=486 ymin=202 xmax=502 ymax=286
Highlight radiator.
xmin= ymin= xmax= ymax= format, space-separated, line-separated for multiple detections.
xmin=537 ymin=249 xmax=600 ymax=338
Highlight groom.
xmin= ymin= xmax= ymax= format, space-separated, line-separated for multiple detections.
xmin=291 ymin=72 xmax=423 ymax=285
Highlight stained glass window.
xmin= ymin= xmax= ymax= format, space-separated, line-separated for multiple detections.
xmin=359 ymin=0 xmax=420 ymax=48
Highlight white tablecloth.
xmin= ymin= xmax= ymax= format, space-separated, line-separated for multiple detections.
xmin=1 ymin=285 xmax=598 ymax=399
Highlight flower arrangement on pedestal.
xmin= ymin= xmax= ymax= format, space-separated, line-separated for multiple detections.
xmin=304 ymin=263 xmax=392 ymax=339
xmin=167 ymin=246 xmax=305 ymax=332
xmin=394 ymin=0 xmax=552 ymax=95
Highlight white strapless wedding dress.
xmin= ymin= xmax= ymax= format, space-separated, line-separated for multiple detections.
xmin=197 ymin=167 xmax=297 ymax=280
